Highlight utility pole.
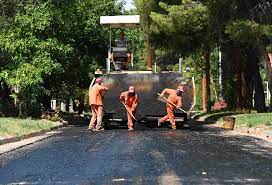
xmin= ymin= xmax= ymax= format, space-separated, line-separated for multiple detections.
xmin=219 ymin=48 xmax=222 ymax=99
xmin=179 ymin=58 xmax=183 ymax=74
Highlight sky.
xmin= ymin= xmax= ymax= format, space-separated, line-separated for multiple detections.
xmin=125 ymin=0 xmax=135 ymax=10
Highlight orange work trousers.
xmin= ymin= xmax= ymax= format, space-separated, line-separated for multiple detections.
xmin=89 ymin=105 xmax=104 ymax=130
xmin=160 ymin=106 xmax=175 ymax=127
xmin=127 ymin=108 xmax=136 ymax=129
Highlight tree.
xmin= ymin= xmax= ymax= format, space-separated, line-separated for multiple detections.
xmin=0 ymin=0 xmax=121 ymax=116
xmin=149 ymin=0 xmax=213 ymax=112
xmin=225 ymin=20 xmax=272 ymax=112
xmin=135 ymin=0 xmax=272 ymax=112
xmin=203 ymin=0 xmax=272 ymax=112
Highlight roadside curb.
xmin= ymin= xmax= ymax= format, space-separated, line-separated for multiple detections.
xmin=233 ymin=126 xmax=272 ymax=142
xmin=195 ymin=117 xmax=272 ymax=142
xmin=0 ymin=122 xmax=67 ymax=146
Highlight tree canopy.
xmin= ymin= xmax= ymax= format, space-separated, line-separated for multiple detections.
xmin=0 ymin=0 xmax=121 ymax=116
xmin=135 ymin=0 xmax=272 ymax=112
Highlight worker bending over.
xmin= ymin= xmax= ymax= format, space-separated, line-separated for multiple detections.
xmin=120 ymin=86 xmax=138 ymax=131
xmin=88 ymin=78 xmax=109 ymax=131
xmin=158 ymin=86 xmax=184 ymax=130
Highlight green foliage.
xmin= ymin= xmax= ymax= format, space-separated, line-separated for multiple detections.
xmin=0 ymin=0 xmax=121 ymax=116
xmin=180 ymin=47 xmax=221 ymax=110
xmin=225 ymin=20 xmax=272 ymax=44
xmin=0 ymin=2 xmax=68 ymax=88
xmin=123 ymin=28 xmax=145 ymax=67
xmin=134 ymin=0 xmax=158 ymax=58
xmin=134 ymin=0 xmax=272 ymax=112
xmin=267 ymin=45 xmax=272 ymax=53
xmin=136 ymin=0 xmax=216 ymax=111
xmin=150 ymin=0 xmax=210 ymax=53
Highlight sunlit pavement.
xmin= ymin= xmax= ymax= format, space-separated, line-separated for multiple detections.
xmin=0 ymin=124 xmax=272 ymax=185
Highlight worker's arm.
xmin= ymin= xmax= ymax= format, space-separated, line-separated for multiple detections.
xmin=98 ymin=85 xmax=109 ymax=92
xmin=119 ymin=92 xmax=126 ymax=103
xmin=160 ymin=88 xmax=172 ymax=96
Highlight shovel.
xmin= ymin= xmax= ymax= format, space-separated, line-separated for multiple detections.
xmin=157 ymin=93 xmax=194 ymax=126
xmin=121 ymin=101 xmax=137 ymax=121
xmin=157 ymin=93 xmax=187 ymax=114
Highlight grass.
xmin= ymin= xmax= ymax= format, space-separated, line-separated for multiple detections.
xmin=234 ymin=113 xmax=272 ymax=128
xmin=0 ymin=118 xmax=56 ymax=138
xmin=196 ymin=111 xmax=272 ymax=130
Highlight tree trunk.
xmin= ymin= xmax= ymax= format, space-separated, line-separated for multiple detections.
xmin=235 ymin=50 xmax=243 ymax=110
xmin=248 ymin=46 xmax=266 ymax=113
xmin=147 ymin=51 xmax=153 ymax=70
xmin=18 ymin=91 xmax=27 ymax=118
xmin=18 ymin=101 xmax=23 ymax=118
xmin=202 ymin=77 xmax=207 ymax=112
xmin=204 ymin=49 xmax=211 ymax=112
xmin=78 ymin=94 xmax=85 ymax=115
xmin=254 ymin=69 xmax=266 ymax=112
xmin=65 ymin=99 xmax=70 ymax=112
xmin=243 ymin=68 xmax=254 ymax=111
xmin=221 ymin=43 xmax=237 ymax=108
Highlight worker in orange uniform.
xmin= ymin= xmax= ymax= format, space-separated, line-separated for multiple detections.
xmin=120 ymin=86 xmax=138 ymax=131
xmin=158 ymin=86 xmax=184 ymax=130
xmin=88 ymin=78 xmax=109 ymax=131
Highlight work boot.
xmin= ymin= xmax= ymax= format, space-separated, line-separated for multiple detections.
xmin=95 ymin=128 xmax=105 ymax=132
xmin=87 ymin=128 xmax=95 ymax=132
xmin=171 ymin=126 xmax=177 ymax=130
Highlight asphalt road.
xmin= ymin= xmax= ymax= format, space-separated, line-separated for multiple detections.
xmin=0 ymin=124 xmax=272 ymax=185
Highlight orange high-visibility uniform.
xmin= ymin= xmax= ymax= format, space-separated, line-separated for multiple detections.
xmin=89 ymin=83 xmax=108 ymax=130
xmin=160 ymin=89 xmax=182 ymax=127
xmin=120 ymin=91 xmax=138 ymax=129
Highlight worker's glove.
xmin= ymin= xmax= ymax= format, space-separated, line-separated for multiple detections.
xmin=159 ymin=93 xmax=164 ymax=97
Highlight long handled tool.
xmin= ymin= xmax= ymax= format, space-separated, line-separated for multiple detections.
xmin=157 ymin=93 xmax=194 ymax=126
xmin=157 ymin=93 xmax=188 ymax=114
xmin=121 ymin=101 xmax=137 ymax=121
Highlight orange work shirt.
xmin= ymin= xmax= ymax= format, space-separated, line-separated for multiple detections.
xmin=119 ymin=91 xmax=138 ymax=109
xmin=163 ymin=89 xmax=182 ymax=110
xmin=89 ymin=84 xmax=108 ymax=106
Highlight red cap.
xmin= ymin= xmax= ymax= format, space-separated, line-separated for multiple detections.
xmin=128 ymin=86 xmax=135 ymax=93
xmin=95 ymin=78 xmax=103 ymax=83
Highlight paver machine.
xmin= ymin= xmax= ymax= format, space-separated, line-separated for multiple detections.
xmin=94 ymin=15 xmax=196 ymax=128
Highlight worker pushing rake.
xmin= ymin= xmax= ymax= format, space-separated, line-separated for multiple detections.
xmin=120 ymin=86 xmax=138 ymax=131
xmin=157 ymin=86 xmax=186 ymax=130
